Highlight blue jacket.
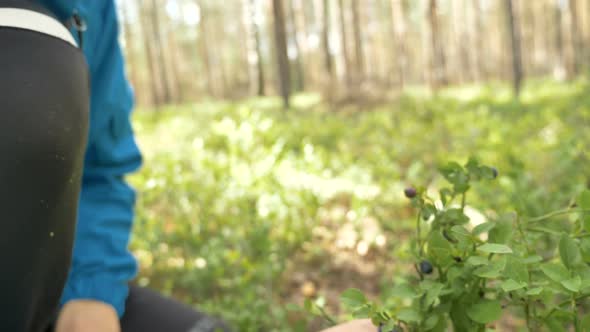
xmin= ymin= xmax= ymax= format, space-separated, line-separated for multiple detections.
xmin=37 ymin=0 xmax=142 ymax=317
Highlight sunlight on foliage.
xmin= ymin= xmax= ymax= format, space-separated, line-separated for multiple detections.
xmin=128 ymin=80 xmax=590 ymax=331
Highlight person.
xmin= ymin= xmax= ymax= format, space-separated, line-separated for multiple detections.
xmin=0 ymin=1 xmax=377 ymax=331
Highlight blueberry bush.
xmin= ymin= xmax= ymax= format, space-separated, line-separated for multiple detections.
xmin=342 ymin=158 xmax=590 ymax=331
xmin=129 ymin=79 xmax=589 ymax=331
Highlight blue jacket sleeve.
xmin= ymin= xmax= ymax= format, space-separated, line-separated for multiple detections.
xmin=59 ymin=1 xmax=142 ymax=317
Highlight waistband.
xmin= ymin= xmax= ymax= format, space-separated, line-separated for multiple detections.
xmin=0 ymin=7 xmax=77 ymax=47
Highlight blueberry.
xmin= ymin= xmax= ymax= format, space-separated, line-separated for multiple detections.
xmin=404 ymin=187 xmax=417 ymax=199
xmin=420 ymin=260 xmax=433 ymax=274
xmin=491 ymin=167 xmax=498 ymax=179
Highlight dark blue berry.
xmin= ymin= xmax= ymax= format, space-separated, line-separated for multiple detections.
xmin=420 ymin=260 xmax=433 ymax=274
xmin=404 ymin=187 xmax=417 ymax=198
xmin=491 ymin=167 xmax=498 ymax=179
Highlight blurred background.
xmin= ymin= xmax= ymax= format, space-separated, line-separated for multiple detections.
xmin=116 ymin=0 xmax=590 ymax=331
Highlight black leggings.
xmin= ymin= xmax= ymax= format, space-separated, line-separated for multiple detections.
xmin=0 ymin=2 xmax=89 ymax=331
xmin=120 ymin=286 xmax=230 ymax=332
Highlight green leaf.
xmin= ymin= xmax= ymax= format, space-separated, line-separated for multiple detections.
xmin=390 ymin=283 xmax=420 ymax=299
xmin=439 ymin=162 xmax=466 ymax=189
xmin=525 ymin=287 xmax=543 ymax=296
xmin=545 ymin=317 xmax=567 ymax=332
xmin=439 ymin=208 xmax=470 ymax=225
xmin=477 ymin=243 xmax=513 ymax=254
xmin=580 ymin=278 xmax=590 ymax=292
xmin=423 ymin=282 xmax=444 ymax=307
xmin=440 ymin=188 xmax=453 ymax=206
xmin=379 ymin=321 xmax=396 ymax=331
xmin=451 ymin=300 xmax=477 ymax=331
xmin=561 ymin=275 xmax=582 ymax=293
xmin=523 ymin=255 xmax=543 ymax=264
xmin=352 ymin=304 xmax=371 ymax=317
xmin=474 ymin=265 xmax=502 ymax=278
xmin=541 ymin=263 xmax=570 ymax=283
xmin=559 ymin=234 xmax=581 ymax=269
xmin=340 ymin=288 xmax=367 ymax=309
xmin=421 ymin=204 xmax=437 ymax=220
xmin=466 ymin=299 xmax=502 ymax=324
xmin=473 ymin=222 xmax=495 ymax=236
xmin=451 ymin=225 xmax=471 ymax=237
xmin=474 ymin=257 xmax=506 ymax=279
xmin=581 ymin=314 xmax=590 ymax=331
xmin=397 ymin=308 xmax=421 ymax=322
xmin=451 ymin=225 xmax=474 ymax=250
xmin=488 ymin=218 xmax=513 ymax=244
xmin=501 ymin=279 xmax=526 ymax=292
xmin=579 ymin=190 xmax=590 ymax=233
xmin=424 ymin=314 xmax=440 ymax=330
xmin=505 ymin=256 xmax=529 ymax=283
xmin=427 ymin=231 xmax=453 ymax=266
xmin=579 ymin=238 xmax=590 ymax=262
xmin=466 ymin=256 xmax=489 ymax=266
xmin=304 ymin=298 xmax=312 ymax=311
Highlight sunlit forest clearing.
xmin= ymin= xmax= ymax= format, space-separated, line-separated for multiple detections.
xmin=117 ymin=0 xmax=590 ymax=330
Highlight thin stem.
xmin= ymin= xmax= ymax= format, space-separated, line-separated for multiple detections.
xmin=317 ymin=305 xmax=337 ymax=326
xmin=516 ymin=214 xmax=532 ymax=254
xmin=526 ymin=208 xmax=590 ymax=224
xmin=460 ymin=192 xmax=466 ymax=212
xmin=572 ymin=295 xmax=580 ymax=332
xmin=544 ymin=294 xmax=590 ymax=319
xmin=525 ymin=302 xmax=532 ymax=331
xmin=416 ymin=212 xmax=423 ymax=256
xmin=518 ymin=212 xmax=534 ymax=330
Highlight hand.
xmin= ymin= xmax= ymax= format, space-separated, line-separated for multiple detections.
xmin=319 ymin=319 xmax=376 ymax=332
xmin=55 ymin=300 xmax=121 ymax=332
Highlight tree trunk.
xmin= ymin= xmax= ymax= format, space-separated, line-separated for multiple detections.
xmin=212 ymin=10 xmax=229 ymax=98
xmin=140 ymin=2 xmax=161 ymax=107
xmin=391 ymin=0 xmax=407 ymax=88
xmin=197 ymin=2 xmax=216 ymax=97
xmin=321 ymin=0 xmax=334 ymax=78
xmin=472 ymin=0 xmax=485 ymax=80
xmin=150 ymin=0 xmax=172 ymax=104
xmin=246 ymin=0 xmax=266 ymax=96
xmin=254 ymin=16 xmax=266 ymax=95
xmin=569 ymin=0 xmax=583 ymax=74
xmin=428 ymin=0 xmax=448 ymax=89
xmin=351 ymin=0 xmax=364 ymax=82
xmin=554 ymin=0 xmax=566 ymax=79
xmin=272 ymin=0 xmax=291 ymax=109
xmin=505 ymin=0 xmax=524 ymax=97
xmin=287 ymin=0 xmax=305 ymax=92
xmin=338 ymin=0 xmax=351 ymax=85
xmin=167 ymin=30 xmax=183 ymax=103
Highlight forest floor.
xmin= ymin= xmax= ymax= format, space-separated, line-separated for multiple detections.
xmin=128 ymin=79 xmax=589 ymax=331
